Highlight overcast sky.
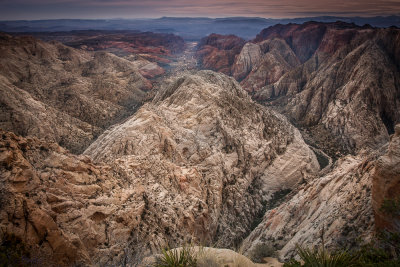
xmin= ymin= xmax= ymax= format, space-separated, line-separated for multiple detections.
xmin=1 ymin=0 xmax=400 ymax=20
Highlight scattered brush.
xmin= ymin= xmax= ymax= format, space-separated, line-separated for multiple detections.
xmin=249 ymin=243 xmax=276 ymax=263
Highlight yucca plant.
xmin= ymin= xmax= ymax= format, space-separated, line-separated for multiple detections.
xmin=295 ymin=244 xmax=357 ymax=267
xmin=153 ymin=246 xmax=197 ymax=267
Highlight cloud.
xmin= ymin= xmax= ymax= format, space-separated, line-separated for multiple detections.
xmin=1 ymin=0 xmax=400 ymax=19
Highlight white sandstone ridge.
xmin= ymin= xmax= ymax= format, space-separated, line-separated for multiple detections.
xmin=85 ymin=70 xmax=319 ymax=249
xmin=242 ymin=151 xmax=378 ymax=261
xmin=1 ymin=70 xmax=318 ymax=265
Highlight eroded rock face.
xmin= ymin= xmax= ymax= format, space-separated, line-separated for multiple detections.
xmin=0 ymin=130 xmax=134 ymax=265
xmin=258 ymin=27 xmax=400 ymax=152
xmin=372 ymin=124 xmax=400 ymax=234
xmin=0 ymin=33 xmax=153 ymax=153
xmin=242 ymin=152 xmax=378 ymax=261
xmin=196 ymin=34 xmax=245 ymax=75
xmin=84 ymin=70 xmax=319 ymax=250
xmin=237 ymin=38 xmax=300 ymax=94
xmin=0 ymin=71 xmax=319 ymax=265
xmin=27 ymin=30 xmax=185 ymax=64
xmin=197 ymin=22 xmax=399 ymax=154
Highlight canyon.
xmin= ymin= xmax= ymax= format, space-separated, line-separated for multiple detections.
xmin=0 ymin=21 xmax=399 ymax=266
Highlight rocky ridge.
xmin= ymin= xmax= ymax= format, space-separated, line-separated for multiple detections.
xmin=243 ymin=125 xmax=400 ymax=261
xmin=0 ymin=33 xmax=156 ymax=153
xmin=196 ymin=22 xmax=400 ymax=154
xmin=0 ymin=70 xmax=319 ymax=265
xmin=196 ymin=34 xmax=245 ymax=75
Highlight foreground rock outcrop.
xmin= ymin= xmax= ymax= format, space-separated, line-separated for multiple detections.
xmin=243 ymin=124 xmax=400 ymax=261
xmin=0 ymin=71 xmax=318 ymax=265
xmin=243 ymin=151 xmax=378 ymax=261
xmin=140 ymin=246 xmax=283 ymax=267
xmin=0 ymin=33 xmax=154 ymax=153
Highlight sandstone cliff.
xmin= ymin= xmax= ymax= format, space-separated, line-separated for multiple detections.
xmin=196 ymin=23 xmax=400 ymax=154
xmin=242 ymin=151 xmax=378 ymax=261
xmin=243 ymin=124 xmax=400 ymax=261
xmin=257 ymin=25 xmax=400 ymax=153
xmin=196 ymin=34 xmax=245 ymax=75
xmin=84 ymin=70 xmax=319 ymax=251
xmin=0 ymin=33 xmax=154 ymax=153
xmin=0 ymin=70 xmax=319 ymax=265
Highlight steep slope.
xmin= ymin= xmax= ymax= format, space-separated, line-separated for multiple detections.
xmin=257 ymin=26 xmax=400 ymax=152
xmin=234 ymin=38 xmax=300 ymax=93
xmin=0 ymin=71 xmax=319 ymax=265
xmin=196 ymin=34 xmax=245 ymax=75
xmin=196 ymin=23 xmax=400 ymax=154
xmin=243 ymin=125 xmax=400 ymax=261
xmin=243 ymin=151 xmax=378 ymax=260
xmin=0 ymin=33 xmax=154 ymax=153
xmin=84 ymin=70 xmax=319 ymax=249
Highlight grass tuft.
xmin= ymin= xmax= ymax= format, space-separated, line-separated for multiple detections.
xmin=153 ymin=245 xmax=197 ymax=267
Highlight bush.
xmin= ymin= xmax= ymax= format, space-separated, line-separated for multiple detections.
xmin=283 ymin=244 xmax=357 ymax=267
xmin=249 ymin=243 xmax=276 ymax=263
xmin=154 ymin=246 xmax=197 ymax=267
xmin=283 ymin=243 xmax=400 ymax=267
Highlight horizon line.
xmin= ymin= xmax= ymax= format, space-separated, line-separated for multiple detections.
xmin=2 ymin=14 xmax=400 ymax=22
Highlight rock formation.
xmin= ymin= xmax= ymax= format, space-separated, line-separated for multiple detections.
xmin=0 ymin=71 xmax=319 ymax=265
xmin=257 ymin=25 xmax=400 ymax=153
xmin=25 ymin=30 xmax=185 ymax=65
xmin=196 ymin=22 xmax=400 ymax=155
xmin=84 ymin=70 xmax=319 ymax=251
xmin=242 ymin=151 xmax=378 ymax=261
xmin=1 ymin=22 xmax=399 ymax=266
xmin=0 ymin=33 xmax=153 ymax=153
xmin=196 ymin=34 xmax=245 ymax=75
xmin=243 ymin=124 xmax=400 ymax=261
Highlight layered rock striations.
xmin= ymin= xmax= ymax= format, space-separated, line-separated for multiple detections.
xmin=243 ymin=151 xmax=378 ymax=260
xmin=196 ymin=34 xmax=245 ymax=75
xmin=0 ymin=33 xmax=154 ymax=153
xmin=23 ymin=30 xmax=185 ymax=65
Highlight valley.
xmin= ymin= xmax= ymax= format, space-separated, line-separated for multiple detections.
xmin=0 ymin=21 xmax=399 ymax=266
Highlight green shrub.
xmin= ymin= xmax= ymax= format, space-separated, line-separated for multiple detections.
xmin=284 ymin=245 xmax=357 ymax=267
xmin=283 ymin=243 xmax=400 ymax=267
xmin=154 ymin=246 xmax=197 ymax=267
xmin=249 ymin=243 xmax=276 ymax=263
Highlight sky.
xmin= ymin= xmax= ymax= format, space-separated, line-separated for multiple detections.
xmin=1 ymin=0 xmax=400 ymax=20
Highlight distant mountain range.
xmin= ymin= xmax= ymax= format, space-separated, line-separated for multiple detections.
xmin=1 ymin=15 xmax=400 ymax=39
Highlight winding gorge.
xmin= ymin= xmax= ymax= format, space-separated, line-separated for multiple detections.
xmin=0 ymin=20 xmax=399 ymax=266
